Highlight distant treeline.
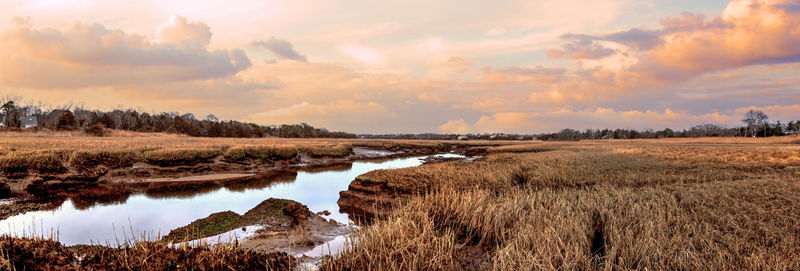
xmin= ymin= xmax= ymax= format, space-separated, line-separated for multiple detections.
xmin=0 ymin=100 xmax=355 ymax=138
xmin=359 ymin=133 xmax=535 ymax=140
xmin=363 ymin=120 xmax=800 ymax=141
xmin=536 ymin=122 xmax=796 ymax=141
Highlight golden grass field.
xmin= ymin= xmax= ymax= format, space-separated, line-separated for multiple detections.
xmin=323 ymin=136 xmax=800 ymax=270
xmin=1 ymin=131 xmax=799 ymax=270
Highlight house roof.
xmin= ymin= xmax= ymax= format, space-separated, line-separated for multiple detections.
xmin=20 ymin=116 xmax=37 ymax=126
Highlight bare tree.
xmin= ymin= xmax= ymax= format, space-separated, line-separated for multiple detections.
xmin=742 ymin=109 xmax=768 ymax=137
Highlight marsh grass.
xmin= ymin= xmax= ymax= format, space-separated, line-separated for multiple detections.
xmin=142 ymin=147 xmax=224 ymax=166
xmin=323 ymin=139 xmax=800 ymax=270
xmin=223 ymin=145 xmax=300 ymax=161
xmin=0 ymin=234 xmax=296 ymax=271
xmin=0 ymin=150 xmax=68 ymax=175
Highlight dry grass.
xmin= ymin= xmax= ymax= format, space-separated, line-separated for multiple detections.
xmin=324 ymin=138 xmax=800 ymax=270
xmin=0 ymin=235 xmax=295 ymax=270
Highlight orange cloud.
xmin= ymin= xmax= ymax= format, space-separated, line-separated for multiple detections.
xmin=439 ymin=119 xmax=471 ymax=134
xmin=646 ymin=0 xmax=800 ymax=76
xmin=440 ymin=107 xmax=743 ymax=134
xmin=247 ymin=101 xmax=396 ymax=132
xmin=0 ymin=16 xmax=250 ymax=89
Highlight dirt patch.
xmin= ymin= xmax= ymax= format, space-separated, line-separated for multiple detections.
xmin=590 ymin=213 xmax=606 ymax=268
xmin=241 ymin=215 xmax=349 ymax=255
xmin=165 ymin=198 xmax=349 ymax=256
xmin=163 ymin=211 xmax=242 ymax=242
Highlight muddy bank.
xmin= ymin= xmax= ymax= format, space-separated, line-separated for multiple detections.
xmin=166 ymin=198 xmax=350 ymax=256
xmin=0 ymin=199 xmax=59 ymax=220
xmin=337 ymin=175 xmax=406 ymax=221
xmin=338 ymin=154 xmax=481 ymax=221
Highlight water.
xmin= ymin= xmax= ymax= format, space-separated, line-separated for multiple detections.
xmin=0 ymin=155 xmax=436 ymax=246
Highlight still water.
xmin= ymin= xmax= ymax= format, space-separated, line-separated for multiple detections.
xmin=0 ymin=155 xmax=442 ymax=246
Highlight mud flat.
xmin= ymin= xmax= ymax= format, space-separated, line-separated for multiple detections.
xmin=338 ymin=153 xmax=476 ymax=221
xmin=165 ymin=198 xmax=350 ymax=254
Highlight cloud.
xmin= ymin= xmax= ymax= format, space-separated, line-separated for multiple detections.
xmin=247 ymin=100 xmax=396 ymax=132
xmin=600 ymin=28 xmax=662 ymax=50
xmin=439 ymin=119 xmax=470 ymax=134
xmin=643 ymin=0 xmax=800 ymax=75
xmin=659 ymin=12 xmax=726 ymax=33
xmin=155 ymin=15 xmax=211 ymax=48
xmin=551 ymin=28 xmax=661 ymax=59
xmin=547 ymin=37 xmax=616 ymax=60
xmin=0 ymin=16 xmax=251 ymax=89
xmin=338 ymin=44 xmax=384 ymax=65
xmin=1 ymin=1 xmax=799 ymax=134
xmin=540 ymin=0 xmax=800 ymax=101
xmin=252 ymin=37 xmax=308 ymax=62
xmin=486 ymin=27 xmax=506 ymax=36
xmin=440 ymin=107 xmax=743 ymax=134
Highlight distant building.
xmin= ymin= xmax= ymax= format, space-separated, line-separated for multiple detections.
xmin=457 ymin=135 xmax=469 ymax=141
xmin=20 ymin=116 xmax=38 ymax=129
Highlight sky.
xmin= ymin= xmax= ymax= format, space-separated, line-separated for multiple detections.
xmin=0 ymin=0 xmax=799 ymax=134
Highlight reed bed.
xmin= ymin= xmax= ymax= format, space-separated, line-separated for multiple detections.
xmin=323 ymin=138 xmax=800 ymax=270
xmin=0 ymin=234 xmax=295 ymax=271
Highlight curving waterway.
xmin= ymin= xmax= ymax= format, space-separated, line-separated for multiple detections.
xmin=0 ymin=154 xmax=463 ymax=246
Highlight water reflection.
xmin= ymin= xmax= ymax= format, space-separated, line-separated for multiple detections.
xmin=223 ymin=172 xmax=298 ymax=192
xmin=0 ymin=156 xmax=428 ymax=246
xmin=70 ymin=186 xmax=132 ymax=210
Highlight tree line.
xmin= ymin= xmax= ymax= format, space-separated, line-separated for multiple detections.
xmin=363 ymin=110 xmax=798 ymax=141
xmin=1 ymin=97 xmax=796 ymax=140
xmin=520 ymin=109 xmax=798 ymax=141
xmin=0 ymin=99 xmax=355 ymax=138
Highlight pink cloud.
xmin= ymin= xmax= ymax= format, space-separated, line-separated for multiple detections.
xmin=645 ymin=0 xmax=800 ymax=76
xmin=0 ymin=16 xmax=250 ymax=88
xmin=247 ymin=101 xmax=396 ymax=132
xmin=440 ymin=107 xmax=744 ymax=134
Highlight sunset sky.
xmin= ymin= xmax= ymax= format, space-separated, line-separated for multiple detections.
xmin=1 ymin=0 xmax=799 ymax=133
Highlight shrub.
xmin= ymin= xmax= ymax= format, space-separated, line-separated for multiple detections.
xmin=300 ymin=143 xmax=353 ymax=157
xmin=0 ymin=150 xmax=67 ymax=175
xmin=142 ymin=148 xmax=223 ymax=167
xmin=223 ymin=145 xmax=299 ymax=161
xmin=84 ymin=123 xmax=107 ymax=137
xmin=69 ymin=150 xmax=141 ymax=170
